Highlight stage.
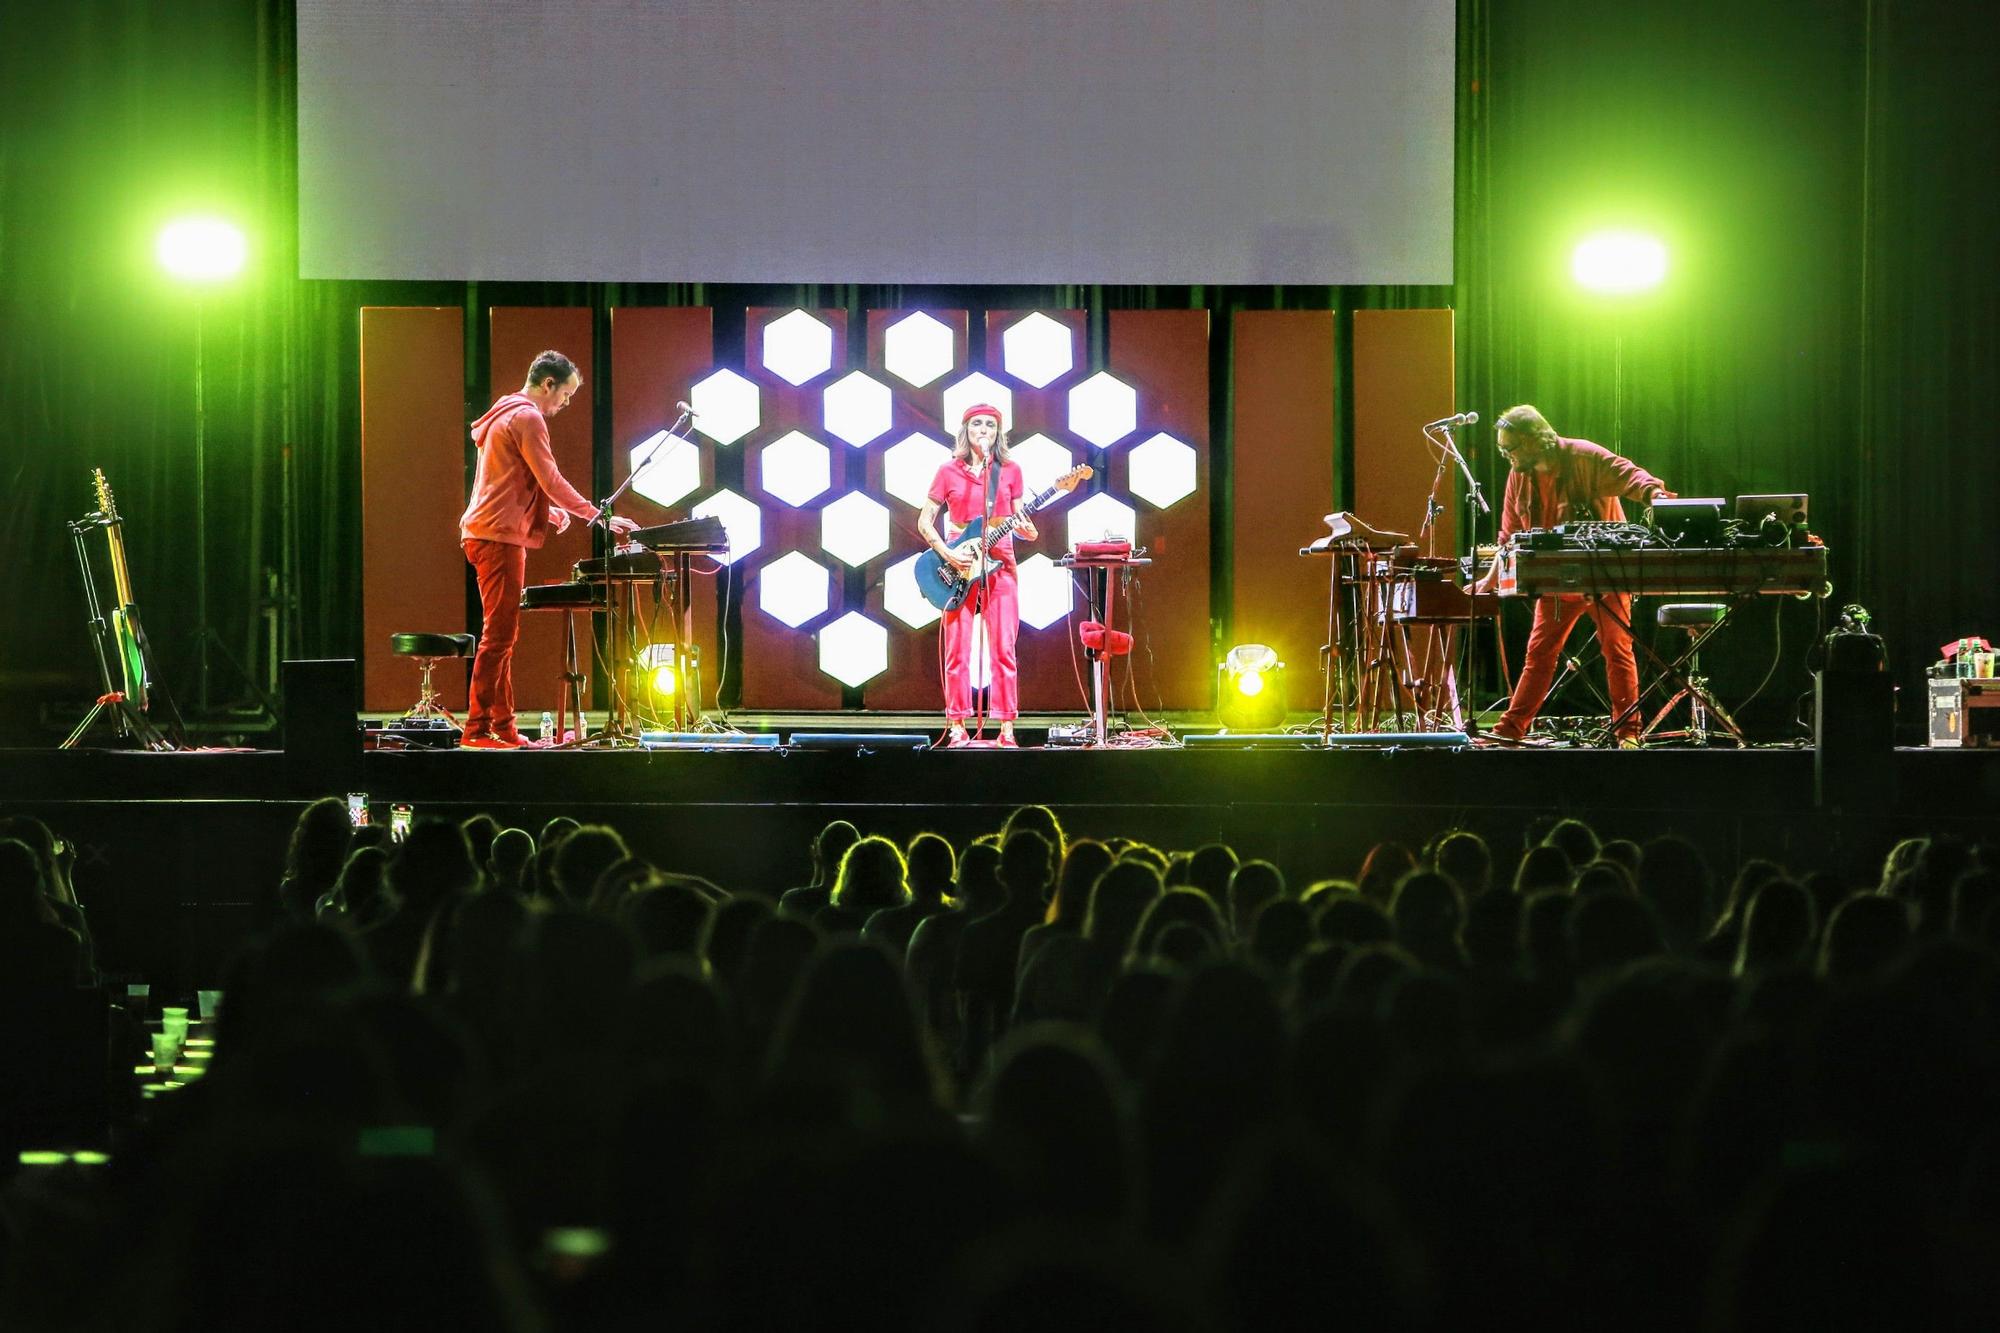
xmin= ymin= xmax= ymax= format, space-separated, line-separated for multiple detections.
xmin=8 ymin=723 xmax=1993 ymax=994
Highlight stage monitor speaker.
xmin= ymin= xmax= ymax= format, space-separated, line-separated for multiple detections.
xmin=284 ymin=658 xmax=362 ymax=794
xmin=1814 ymin=669 xmax=1894 ymax=809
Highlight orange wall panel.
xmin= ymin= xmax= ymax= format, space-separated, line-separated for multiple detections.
xmin=1352 ymin=309 xmax=1458 ymax=554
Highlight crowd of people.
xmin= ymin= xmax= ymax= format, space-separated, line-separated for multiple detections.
xmin=3 ymin=800 xmax=1998 ymax=1329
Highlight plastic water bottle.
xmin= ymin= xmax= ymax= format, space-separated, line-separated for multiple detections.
xmin=539 ymin=710 xmax=555 ymax=743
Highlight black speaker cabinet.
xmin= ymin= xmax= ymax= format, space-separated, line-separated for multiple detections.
xmin=1814 ymin=670 xmax=1895 ymax=809
xmin=283 ymin=658 xmax=362 ymax=795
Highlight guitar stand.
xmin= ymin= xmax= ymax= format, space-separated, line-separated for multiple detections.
xmin=61 ymin=691 xmax=173 ymax=752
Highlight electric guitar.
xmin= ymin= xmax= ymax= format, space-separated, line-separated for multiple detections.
xmin=92 ymin=469 xmax=153 ymax=711
xmin=916 ymin=465 xmax=1092 ymax=611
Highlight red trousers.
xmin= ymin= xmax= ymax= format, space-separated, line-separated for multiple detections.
xmin=942 ymin=564 xmax=1020 ymax=722
xmin=464 ymin=538 xmax=527 ymax=737
xmin=1497 ymin=593 xmax=1641 ymax=741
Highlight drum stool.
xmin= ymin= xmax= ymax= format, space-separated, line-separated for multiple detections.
xmin=389 ymin=632 xmax=476 ymax=724
xmin=1639 ymin=603 xmax=1743 ymax=746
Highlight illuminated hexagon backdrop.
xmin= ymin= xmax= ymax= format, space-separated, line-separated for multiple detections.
xmin=613 ymin=305 xmax=1212 ymax=712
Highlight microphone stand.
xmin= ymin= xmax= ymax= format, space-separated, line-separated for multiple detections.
xmin=594 ymin=403 xmax=698 ymax=530
xmin=1418 ymin=419 xmax=1493 ymax=732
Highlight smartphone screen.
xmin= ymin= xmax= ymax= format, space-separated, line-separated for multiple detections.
xmin=390 ymin=803 xmax=413 ymax=842
xmin=347 ymin=792 xmax=369 ymax=828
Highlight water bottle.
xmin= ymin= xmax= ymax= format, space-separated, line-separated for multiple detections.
xmin=539 ymin=710 xmax=555 ymax=743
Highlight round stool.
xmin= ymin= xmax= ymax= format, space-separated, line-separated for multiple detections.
xmin=1640 ymin=603 xmax=1741 ymax=746
xmin=390 ymin=632 xmax=477 ymax=723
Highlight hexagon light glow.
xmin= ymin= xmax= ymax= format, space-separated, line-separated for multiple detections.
xmin=1066 ymin=491 xmax=1138 ymax=549
xmin=1001 ymin=312 xmax=1075 ymax=388
xmin=691 ymin=369 xmax=761 ymax=446
xmin=627 ymin=430 xmax=702 ymax=509
xmin=823 ymin=371 xmax=894 ymax=447
xmin=1126 ymin=432 xmax=1198 ymax=508
xmin=1067 ymin=372 xmax=1138 ymax=448
xmin=820 ymin=491 xmax=892 ymax=566
xmin=883 ymin=433 xmax=952 ymax=509
xmin=941 ymin=373 xmax=1014 ymax=436
xmin=1016 ymin=553 xmax=1074 ymax=630
xmin=883 ymin=552 xmax=943 ymax=629
xmin=760 ymin=309 xmax=836 ymax=386
xmin=691 ymin=488 xmax=763 ymax=564
xmin=818 ymin=612 xmax=890 ymax=688
xmin=757 ymin=551 xmax=832 ymax=628
xmin=883 ymin=312 xmax=956 ymax=387
xmin=1009 ymin=433 xmax=1075 ymax=502
xmin=758 ymin=431 xmax=832 ymax=508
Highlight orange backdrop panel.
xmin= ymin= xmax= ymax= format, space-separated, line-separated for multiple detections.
xmin=360 ymin=306 xmax=467 ymax=713
xmin=1229 ymin=310 xmax=1336 ymax=687
xmin=1352 ymin=309 xmax=1458 ymax=553
xmin=610 ymin=307 xmax=719 ymax=713
xmin=488 ymin=308 xmax=595 ymax=716
xmin=1109 ymin=308 xmax=1212 ymax=711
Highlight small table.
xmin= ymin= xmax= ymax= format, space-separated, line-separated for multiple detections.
xmin=1056 ymin=553 xmax=1152 ymax=748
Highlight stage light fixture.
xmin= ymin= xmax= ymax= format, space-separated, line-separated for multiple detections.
xmin=820 ymin=491 xmax=891 ymax=566
xmin=1571 ymin=230 xmax=1668 ymax=296
xmin=941 ymin=373 xmax=1014 ymax=437
xmin=156 ymin=217 xmax=246 ymax=282
xmin=1001 ymin=311 xmax=1075 ymax=388
xmin=883 ymin=552 xmax=943 ymax=629
xmin=691 ymin=488 xmax=763 ymax=564
xmin=882 ymin=433 xmax=952 ymax=508
xmin=818 ymin=612 xmax=890 ymax=688
xmin=1009 ymin=433 xmax=1075 ymax=501
xmin=1218 ymin=643 xmax=1286 ymax=730
xmin=628 ymin=429 xmax=702 ymax=508
xmin=637 ymin=643 xmax=692 ymax=699
xmin=1067 ymin=371 xmax=1138 ymax=448
xmin=1016 ymin=553 xmax=1074 ymax=630
xmin=1126 ymin=432 xmax=1197 ymax=508
xmin=1065 ymin=491 xmax=1138 ymax=550
xmin=691 ymin=369 xmax=761 ymax=445
xmin=758 ymin=430 xmax=832 ymax=507
xmin=760 ymin=309 xmax=836 ymax=385
xmin=758 ymin=551 xmax=833 ymax=628
xmin=883 ymin=311 xmax=956 ymax=387
xmin=823 ymin=370 xmax=893 ymax=447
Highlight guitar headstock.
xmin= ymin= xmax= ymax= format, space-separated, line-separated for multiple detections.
xmin=1055 ymin=465 xmax=1094 ymax=494
xmin=92 ymin=468 xmax=119 ymax=521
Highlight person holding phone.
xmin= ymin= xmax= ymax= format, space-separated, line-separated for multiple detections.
xmin=459 ymin=350 xmax=637 ymax=749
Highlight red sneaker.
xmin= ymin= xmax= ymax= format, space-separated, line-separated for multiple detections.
xmin=459 ymin=732 xmax=522 ymax=750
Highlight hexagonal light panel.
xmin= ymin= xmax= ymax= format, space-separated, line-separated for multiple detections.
xmin=818 ymin=611 xmax=889 ymax=689
xmin=691 ymin=487 xmax=763 ymax=565
xmin=882 ymin=433 xmax=952 ymax=509
xmin=883 ymin=311 xmax=956 ymax=388
xmin=691 ymin=368 xmax=761 ymax=446
xmin=1067 ymin=371 xmax=1137 ymax=448
xmin=1001 ymin=311 xmax=1075 ymax=388
xmin=757 ymin=551 xmax=832 ymax=628
xmin=1009 ymin=433 xmax=1075 ymax=503
xmin=883 ymin=552 xmax=943 ymax=630
xmin=820 ymin=491 xmax=892 ymax=566
xmin=823 ymin=371 xmax=893 ymax=447
xmin=1016 ymin=553 xmax=1074 ymax=630
xmin=758 ymin=430 xmax=832 ymax=508
xmin=1066 ymin=491 xmax=1138 ymax=549
xmin=760 ymin=309 xmax=835 ymax=386
xmin=941 ymin=373 xmax=1015 ymax=437
xmin=627 ymin=429 xmax=702 ymax=508
xmin=1126 ymin=432 xmax=1198 ymax=508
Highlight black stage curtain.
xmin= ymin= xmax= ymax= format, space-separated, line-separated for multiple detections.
xmin=4 ymin=0 xmax=1995 ymax=736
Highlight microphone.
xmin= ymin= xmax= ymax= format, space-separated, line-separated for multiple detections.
xmin=1425 ymin=411 xmax=1479 ymax=431
xmin=677 ymin=400 xmax=699 ymax=417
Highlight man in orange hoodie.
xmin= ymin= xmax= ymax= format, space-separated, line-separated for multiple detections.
xmin=459 ymin=350 xmax=636 ymax=748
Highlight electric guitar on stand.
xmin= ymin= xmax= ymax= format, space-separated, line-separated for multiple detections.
xmin=61 ymin=470 xmax=175 ymax=750
xmin=916 ymin=465 xmax=1092 ymax=612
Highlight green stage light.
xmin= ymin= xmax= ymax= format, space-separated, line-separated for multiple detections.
xmin=156 ymin=216 xmax=247 ymax=282
xmin=1570 ymin=230 xmax=1667 ymax=296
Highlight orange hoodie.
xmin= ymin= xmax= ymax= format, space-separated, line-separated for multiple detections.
xmin=458 ymin=393 xmax=599 ymax=548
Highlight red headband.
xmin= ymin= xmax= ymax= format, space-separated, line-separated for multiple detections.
xmin=961 ymin=403 xmax=1003 ymax=427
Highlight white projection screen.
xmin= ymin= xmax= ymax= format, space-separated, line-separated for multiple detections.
xmin=297 ymin=0 xmax=1453 ymax=285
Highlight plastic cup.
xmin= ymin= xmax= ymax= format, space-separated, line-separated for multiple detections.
xmin=161 ymin=1007 xmax=190 ymax=1042
xmin=150 ymin=1032 xmax=180 ymax=1069
xmin=197 ymin=990 xmax=223 ymax=1021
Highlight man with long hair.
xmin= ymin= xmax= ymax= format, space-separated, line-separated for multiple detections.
xmin=459 ymin=351 xmax=636 ymax=749
xmin=1478 ymin=404 xmax=1672 ymax=746
xmin=917 ymin=404 xmax=1039 ymax=747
